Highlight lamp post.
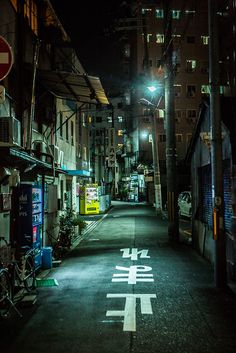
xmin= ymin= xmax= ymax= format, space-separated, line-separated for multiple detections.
xmin=139 ymin=94 xmax=163 ymax=214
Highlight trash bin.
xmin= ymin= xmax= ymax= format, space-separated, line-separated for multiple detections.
xmin=42 ymin=246 xmax=52 ymax=269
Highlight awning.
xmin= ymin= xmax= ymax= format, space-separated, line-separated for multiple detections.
xmin=66 ymin=169 xmax=90 ymax=177
xmin=0 ymin=148 xmax=67 ymax=176
xmin=39 ymin=70 xmax=109 ymax=105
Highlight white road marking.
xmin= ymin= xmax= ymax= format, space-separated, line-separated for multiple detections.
xmin=112 ymin=265 xmax=154 ymax=284
xmin=120 ymin=248 xmax=150 ymax=260
xmin=106 ymin=293 xmax=156 ymax=332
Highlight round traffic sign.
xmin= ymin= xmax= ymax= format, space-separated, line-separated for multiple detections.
xmin=0 ymin=36 xmax=13 ymax=81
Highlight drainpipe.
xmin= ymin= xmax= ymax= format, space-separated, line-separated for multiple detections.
xmin=208 ymin=0 xmax=227 ymax=288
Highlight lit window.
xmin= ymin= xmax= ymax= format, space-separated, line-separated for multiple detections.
xmin=156 ymin=34 xmax=165 ymax=43
xmin=147 ymin=34 xmax=153 ymax=43
xmin=156 ymin=9 xmax=164 ymax=18
xmin=201 ymin=36 xmax=209 ymax=45
xmin=186 ymin=60 xmax=197 ymax=72
xmin=172 ymin=10 xmax=181 ymax=19
xmin=118 ymin=130 xmax=123 ymax=136
xmin=201 ymin=85 xmax=210 ymax=94
xmin=118 ymin=116 xmax=123 ymax=123
xmin=158 ymin=109 xmax=165 ymax=118
xmin=142 ymin=8 xmax=152 ymax=14
xmin=24 ymin=0 xmax=38 ymax=35
xmin=107 ymin=116 xmax=112 ymax=123
xmin=88 ymin=116 xmax=93 ymax=124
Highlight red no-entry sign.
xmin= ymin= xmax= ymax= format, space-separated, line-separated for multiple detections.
xmin=0 ymin=36 xmax=13 ymax=81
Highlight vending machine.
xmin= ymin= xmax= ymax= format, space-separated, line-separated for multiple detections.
xmin=17 ymin=184 xmax=43 ymax=269
xmin=80 ymin=184 xmax=99 ymax=215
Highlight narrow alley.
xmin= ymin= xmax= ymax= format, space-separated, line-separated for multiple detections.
xmin=1 ymin=202 xmax=236 ymax=353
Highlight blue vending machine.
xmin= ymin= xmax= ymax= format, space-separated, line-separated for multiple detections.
xmin=18 ymin=184 xmax=43 ymax=269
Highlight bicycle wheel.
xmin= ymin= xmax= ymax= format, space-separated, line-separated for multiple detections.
xmin=0 ymin=269 xmax=12 ymax=318
xmin=23 ymin=255 xmax=36 ymax=292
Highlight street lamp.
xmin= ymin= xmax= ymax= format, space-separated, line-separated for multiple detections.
xmin=139 ymin=95 xmax=163 ymax=214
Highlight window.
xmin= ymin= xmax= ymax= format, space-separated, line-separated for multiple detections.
xmin=156 ymin=34 xmax=165 ymax=43
xmin=175 ymin=110 xmax=181 ymax=122
xmin=118 ymin=116 xmax=123 ymax=123
xmin=172 ymin=10 xmax=181 ymax=19
xmin=147 ymin=34 xmax=153 ymax=43
xmin=201 ymin=85 xmax=210 ymax=94
xmin=71 ymin=121 xmax=74 ymax=145
xmin=158 ymin=134 xmax=166 ymax=142
xmin=142 ymin=8 xmax=152 ymax=14
xmin=172 ymin=34 xmax=181 ymax=44
xmin=82 ymin=146 xmax=87 ymax=161
xmin=143 ymin=108 xmax=151 ymax=116
xmin=82 ymin=113 xmax=86 ymax=127
xmin=118 ymin=130 xmax=123 ymax=136
xmin=185 ymin=10 xmax=196 ymax=18
xmin=201 ymin=61 xmax=209 ymax=74
xmin=186 ymin=60 xmax=197 ymax=72
xmin=24 ymin=0 xmax=38 ymax=35
xmin=158 ymin=109 xmax=165 ymax=118
xmin=187 ymin=85 xmax=196 ymax=97
xmin=187 ymin=36 xmax=195 ymax=43
xmin=174 ymin=84 xmax=182 ymax=97
xmin=156 ymin=9 xmax=164 ymax=18
xmin=201 ymin=36 xmax=209 ymax=45
xmin=107 ymin=116 xmax=112 ymax=123
xmin=186 ymin=133 xmax=192 ymax=143
xmin=96 ymin=116 xmax=103 ymax=123
xmin=187 ymin=110 xmax=197 ymax=118
xmin=176 ymin=134 xmax=183 ymax=143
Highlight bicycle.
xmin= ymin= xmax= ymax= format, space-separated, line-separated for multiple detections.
xmin=0 ymin=237 xmax=37 ymax=318
xmin=0 ymin=266 xmax=13 ymax=318
xmin=9 ymin=245 xmax=36 ymax=293
xmin=0 ymin=238 xmax=19 ymax=318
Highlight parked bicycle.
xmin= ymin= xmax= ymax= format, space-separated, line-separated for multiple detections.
xmin=0 ymin=262 xmax=13 ymax=318
xmin=0 ymin=237 xmax=37 ymax=318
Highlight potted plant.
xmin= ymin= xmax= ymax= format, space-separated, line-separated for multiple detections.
xmin=73 ymin=214 xmax=87 ymax=235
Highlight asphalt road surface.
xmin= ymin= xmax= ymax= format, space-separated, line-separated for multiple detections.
xmin=1 ymin=202 xmax=236 ymax=353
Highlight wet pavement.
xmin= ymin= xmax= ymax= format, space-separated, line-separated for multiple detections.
xmin=0 ymin=201 xmax=236 ymax=353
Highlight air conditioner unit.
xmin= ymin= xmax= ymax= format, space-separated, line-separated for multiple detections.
xmin=0 ymin=116 xmax=21 ymax=147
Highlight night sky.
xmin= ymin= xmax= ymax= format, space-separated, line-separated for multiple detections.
xmin=51 ymin=0 xmax=133 ymax=92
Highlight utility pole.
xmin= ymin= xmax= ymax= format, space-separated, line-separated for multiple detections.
xmin=164 ymin=0 xmax=179 ymax=242
xmin=142 ymin=11 xmax=163 ymax=214
xmin=208 ymin=0 xmax=227 ymax=288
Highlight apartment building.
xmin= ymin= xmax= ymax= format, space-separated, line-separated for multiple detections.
xmin=117 ymin=0 xmax=213 ymax=202
xmin=0 ymin=0 xmax=108 ymax=253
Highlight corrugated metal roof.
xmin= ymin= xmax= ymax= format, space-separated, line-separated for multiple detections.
xmin=39 ymin=70 xmax=109 ymax=105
